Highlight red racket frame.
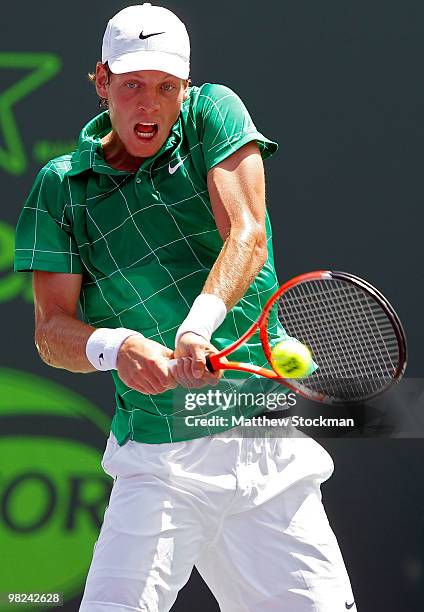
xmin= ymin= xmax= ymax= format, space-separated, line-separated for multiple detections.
xmin=206 ymin=270 xmax=407 ymax=403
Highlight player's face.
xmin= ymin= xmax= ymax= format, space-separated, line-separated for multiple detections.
xmin=96 ymin=65 xmax=189 ymax=158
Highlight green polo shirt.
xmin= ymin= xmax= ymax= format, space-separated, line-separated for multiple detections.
xmin=15 ymin=82 xmax=286 ymax=444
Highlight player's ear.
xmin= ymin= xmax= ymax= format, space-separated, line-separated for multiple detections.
xmin=95 ymin=62 xmax=110 ymax=99
xmin=182 ymin=78 xmax=190 ymax=101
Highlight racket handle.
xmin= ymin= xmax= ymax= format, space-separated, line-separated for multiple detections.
xmin=168 ymin=357 xmax=216 ymax=373
xmin=205 ymin=355 xmax=215 ymax=373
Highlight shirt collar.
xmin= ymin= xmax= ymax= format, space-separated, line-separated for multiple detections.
xmin=65 ymin=111 xmax=182 ymax=177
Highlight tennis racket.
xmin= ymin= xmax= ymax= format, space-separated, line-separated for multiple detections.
xmin=175 ymin=271 xmax=407 ymax=405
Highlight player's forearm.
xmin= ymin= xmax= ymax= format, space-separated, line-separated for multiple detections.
xmin=174 ymin=227 xmax=267 ymax=346
xmin=176 ymin=142 xmax=268 ymax=345
xmin=203 ymin=226 xmax=268 ymax=310
xmin=35 ymin=312 xmax=97 ymax=373
xmin=204 ymin=142 xmax=268 ymax=310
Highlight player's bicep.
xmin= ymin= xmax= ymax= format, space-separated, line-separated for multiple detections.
xmin=207 ymin=141 xmax=266 ymax=241
xmin=33 ymin=271 xmax=83 ymax=326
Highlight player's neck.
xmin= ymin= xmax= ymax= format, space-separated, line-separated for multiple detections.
xmin=101 ymin=131 xmax=145 ymax=173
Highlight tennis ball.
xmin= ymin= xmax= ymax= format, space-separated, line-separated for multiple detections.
xmin=270 ymin=339 xmax=313 ymax=378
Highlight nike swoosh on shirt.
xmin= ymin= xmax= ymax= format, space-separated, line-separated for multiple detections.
xmin=345 ymin=602 xmax=355 ymax=610
xmin=168 ymin=157 xmax=187 ymax=174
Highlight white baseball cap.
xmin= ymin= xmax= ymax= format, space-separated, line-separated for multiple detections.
xmin=102 ymin=3 xmax=190 ymax=79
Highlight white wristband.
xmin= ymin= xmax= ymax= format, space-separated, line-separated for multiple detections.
xmin=175 ymin=294 xmax=227 ymax=347
xmin=86 ymin=327 xmax=143 ymax=371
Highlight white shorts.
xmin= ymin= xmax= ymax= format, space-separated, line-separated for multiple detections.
xmin=79 ymin=430 xmax=356 ymax=612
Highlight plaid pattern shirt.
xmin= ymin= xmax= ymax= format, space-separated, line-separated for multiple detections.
xmin=15 ymin=83 xmax=285 ymax=443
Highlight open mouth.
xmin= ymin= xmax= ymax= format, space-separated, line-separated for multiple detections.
xmin=134 ymin=122 xmax=159 ymax=140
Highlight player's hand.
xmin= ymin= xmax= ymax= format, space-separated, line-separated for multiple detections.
xmin=116 ymin=335 xmax=177 ymax=395
xmin=173 ymin=332 xmax=223 ymax=388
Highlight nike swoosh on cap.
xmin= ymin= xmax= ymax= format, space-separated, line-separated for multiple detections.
xmin=345 ymin=602 xmax=355 ymax=610
xmin=139 ymin=31 xmax=165 ymax=40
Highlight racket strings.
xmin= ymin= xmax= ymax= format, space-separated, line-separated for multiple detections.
xmin=275 ymin=278 xmax=400 ymax=401
xmin=299 ymin=281 xmax=371 ymax=398
xmin=300 ymin=281 xmax=367 ymax=398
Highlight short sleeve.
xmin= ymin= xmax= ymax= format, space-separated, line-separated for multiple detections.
xmin=197 ymin=83 xmax=278 ymax=172
xmin=14 ymin=163 xmax=83 ymax=274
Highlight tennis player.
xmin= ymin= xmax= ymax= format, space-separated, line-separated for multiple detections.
xmin=14 ymin=4 xmax=356 ymax=611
